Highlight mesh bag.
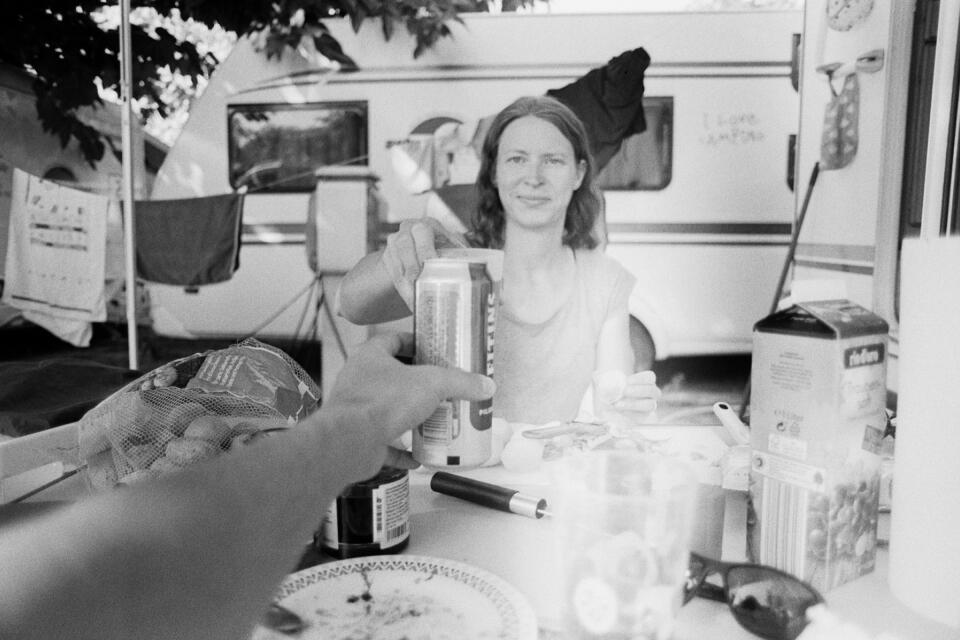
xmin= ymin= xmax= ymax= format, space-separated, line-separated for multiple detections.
xmin=77 ymin=338 xmax=320 ymax=489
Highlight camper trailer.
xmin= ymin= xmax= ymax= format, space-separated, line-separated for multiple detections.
xmin=150 ymin=10 xmax=804 ymax=380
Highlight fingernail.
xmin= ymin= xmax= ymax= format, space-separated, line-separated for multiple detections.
xmin=481 ymin=376 xmax=497 ymax=397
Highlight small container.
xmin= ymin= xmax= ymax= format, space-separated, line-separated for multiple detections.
xmin=316 ymin=466 xmax=410 ymax=559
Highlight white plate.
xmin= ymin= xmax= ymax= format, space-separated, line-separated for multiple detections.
xmin=252 ymin=554 xmax=538 ymax=640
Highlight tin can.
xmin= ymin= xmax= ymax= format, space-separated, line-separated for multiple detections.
xmin=316 ymin=466 xmax=410 ymax=559
xmin=413 ymin=258 xmax=495 ymax=468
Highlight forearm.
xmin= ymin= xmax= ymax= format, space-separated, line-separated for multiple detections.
xmin=337 ymin=251 xmax=412 ymax=324
xmin=595 ymin=312 xmax=635 ymax=373
xmin=0 ymin=413 xmax=382 ymax=640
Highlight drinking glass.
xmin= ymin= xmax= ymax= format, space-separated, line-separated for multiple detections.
xmin=553 ymin=450 xmax=698 ymax=639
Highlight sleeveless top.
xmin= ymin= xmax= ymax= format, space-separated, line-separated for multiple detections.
xmin=492 ymin=249 xmax=635 ymax=424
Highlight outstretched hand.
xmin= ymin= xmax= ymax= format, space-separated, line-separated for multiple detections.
xmin=320 ymin=332 xmax=495 ymax=478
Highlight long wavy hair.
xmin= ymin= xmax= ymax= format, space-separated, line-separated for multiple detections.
xmin=466 ymin=95 xmax=602 ymax=250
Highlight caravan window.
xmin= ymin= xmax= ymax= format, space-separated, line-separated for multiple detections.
xmin=595 ymin=97 xmax=673 ymax=191
xmin=228 ymin=102 xmax=368 ymax=192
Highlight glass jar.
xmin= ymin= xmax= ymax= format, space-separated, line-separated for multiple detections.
xmin=316 ymin=466 xmax=410 ymax=559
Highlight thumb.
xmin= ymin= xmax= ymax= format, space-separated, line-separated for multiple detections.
xmin=425 ymin=217 xmax=468 ymax=249
xmin=382 ymin=256 xmax=415 ymax=310
xmin=419 ymin=365 xmax=496 ymax=402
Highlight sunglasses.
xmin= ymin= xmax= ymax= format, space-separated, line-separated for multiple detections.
xmin=683 ymin=552 xmax=825 ymax=640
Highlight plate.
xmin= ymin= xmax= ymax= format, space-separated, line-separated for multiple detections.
xmin=252 ymin=554 xmax=538 ymax=640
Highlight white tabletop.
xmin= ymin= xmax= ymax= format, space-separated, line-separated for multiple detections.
xmin=404 ymin=465 xmax=958 ymax=640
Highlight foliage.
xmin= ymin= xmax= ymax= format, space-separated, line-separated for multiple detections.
xmin=0 ymin=1 xmax=212 ymax=165
xmin=0 ymin=1 xmax=538 ymax=166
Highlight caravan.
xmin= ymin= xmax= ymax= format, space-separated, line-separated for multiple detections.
xmin=150 ymin=10 xmax=803 ymax=375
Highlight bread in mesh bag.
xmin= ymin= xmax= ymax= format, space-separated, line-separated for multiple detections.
xmin=183 ymin=338 xmax=320 ymax=421
xmin=78 ymin=339 xmax=318 ymax=489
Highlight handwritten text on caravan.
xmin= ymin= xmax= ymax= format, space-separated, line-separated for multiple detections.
xmin=700 ymin=112 xmax=765 ymax=146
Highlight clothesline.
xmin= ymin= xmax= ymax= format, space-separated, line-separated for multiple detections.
xmin=2 ymin=168 xmax=248 ymax=347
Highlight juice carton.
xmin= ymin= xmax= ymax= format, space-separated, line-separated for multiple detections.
xmin=747 ymin=300 xmax=888 ymax=591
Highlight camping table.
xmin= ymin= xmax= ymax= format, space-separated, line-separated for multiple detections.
xmin=1 ymin=422 xmax=956 ymax=639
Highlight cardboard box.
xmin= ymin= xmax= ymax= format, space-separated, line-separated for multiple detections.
xmin=747 ymin=300 xmax=888 ymax=591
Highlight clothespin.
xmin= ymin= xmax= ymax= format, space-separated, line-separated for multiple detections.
xmin=816 ymin=48 xmax=885 ymax=79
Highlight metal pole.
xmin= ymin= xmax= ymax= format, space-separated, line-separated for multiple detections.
xmin=119 ymin=0 xmax=139 ymax=370
xmin=738 ymin=162 xmax=820 ymax=421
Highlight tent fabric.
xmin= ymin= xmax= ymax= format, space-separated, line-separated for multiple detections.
xmin=547 ymin=47 xmax=651 ymax=171
xmin=133 ymin=193 xmax=244 ymax=287
xmin=0 ymin=359 xmax=140 ymax=437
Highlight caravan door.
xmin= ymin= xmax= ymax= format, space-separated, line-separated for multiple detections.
xmin=790 ymin=0 xmax=915 ymax=387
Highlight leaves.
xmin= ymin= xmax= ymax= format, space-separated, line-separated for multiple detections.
xmin=0 ymin=0 xmax=538 ymax=164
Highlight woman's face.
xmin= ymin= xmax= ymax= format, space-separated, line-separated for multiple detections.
xmin=494 ymin=115 xmax=585 ymax=232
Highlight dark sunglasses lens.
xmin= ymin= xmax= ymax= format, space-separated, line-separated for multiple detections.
xmin=725 ymin=567 xmax=821 ymax=640
xmin=682 ymin=556 xmax=709 ymax=605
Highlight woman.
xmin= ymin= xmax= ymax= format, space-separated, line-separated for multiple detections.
xmin=338 ymin=95 xmax=658 ymax=424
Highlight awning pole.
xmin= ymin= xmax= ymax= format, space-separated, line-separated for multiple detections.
xmin=119 ymin=0 xmax=139 ymax=370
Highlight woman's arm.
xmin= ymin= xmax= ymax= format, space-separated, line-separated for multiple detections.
xmin=0 ymin=333 xmax=495 ymax=640
xmin=338 ymin=249 xmax=413 ymax=323
xmin=595 ymin=311 xmax=635 ymax=373
xmin=337 ymin=218 xmax=468 ymax=325
xmin=594 ymin=299 xmax=660 ymax=419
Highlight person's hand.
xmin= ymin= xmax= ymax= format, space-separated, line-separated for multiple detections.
xmin=320 ymin=332 xmax=495 ymax=478
xmin=617 ymin=370 xmax=661 ymax=416
xmin=593 ymin=369 xmax=661 ymax=427
xmin=381 ymin=217 xmax=467 ymax=309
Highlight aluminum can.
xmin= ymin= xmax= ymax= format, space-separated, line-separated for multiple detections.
xmin=413 ymin=258 xmax=495 ymax=467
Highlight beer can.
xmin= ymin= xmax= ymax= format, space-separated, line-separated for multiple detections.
xmin=413 ymin=258 xmax=496 ymax=468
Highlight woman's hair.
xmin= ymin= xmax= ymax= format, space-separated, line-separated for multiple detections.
xmin=467 ymin=95 xmax=602 ymax=250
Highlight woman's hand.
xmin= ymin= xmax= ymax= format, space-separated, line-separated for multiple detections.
xmin=381 ymin=217 xmax=467 ymax=308
xmin=593 ymin=369 xmax=661 ymax=427
xmin=616 ymin=370 xmax=661 ymax=416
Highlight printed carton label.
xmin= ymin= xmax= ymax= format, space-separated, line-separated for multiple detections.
xmin=844 ymin=343 xmax=885 ymax=368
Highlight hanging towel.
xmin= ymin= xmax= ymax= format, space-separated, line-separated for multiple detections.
xmin=21 ymin=309 xmax=96 ymax=348
xmin=2 ymin=168 xmax=109 ymax=347
xmin=133 ymin=193 xmax=244 ymax=286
